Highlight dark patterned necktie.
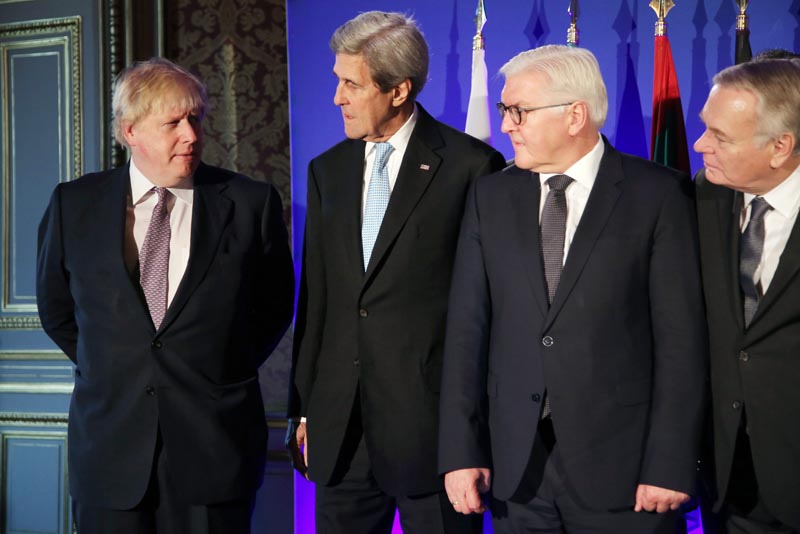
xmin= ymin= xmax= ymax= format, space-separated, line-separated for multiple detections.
xmin=740 ymin=196 xmax=772 ymax=327
xmin=139 ymin=187 xmax=171 ymax=329
xmin=539 ymin=175 xmax=572 ymax=420
xmin=540 ymin=174 xmax=574 ymax=304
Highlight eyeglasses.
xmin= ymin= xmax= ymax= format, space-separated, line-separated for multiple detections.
xmin=496 ymin=101 xmax=574 ymax=125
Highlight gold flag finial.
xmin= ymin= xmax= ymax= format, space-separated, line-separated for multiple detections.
xmin=736 ymin=0 xmax=749 ymax=31
xmin=473 ymin=0 xmax=487 ymax=50
xmin=567 ymin=0 xmax=580 ymax=46
xmin=649 ymin=0 xmax=676 ymax=37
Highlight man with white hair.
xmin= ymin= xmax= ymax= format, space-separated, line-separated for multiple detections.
xmin=439 ymin=45 xmax=706 ymax=532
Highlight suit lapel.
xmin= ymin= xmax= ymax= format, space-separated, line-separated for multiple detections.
xmin=726 ymin=190 xmax=745 ymax=330
xmin=341 ymin=140 xmax=368 ymax=279
xmin=749 ymin=206 xmax=800 ymax=330
xmin=546 ymin=142 xmax=622 ymax=326
xmin=508 ymin=168 xmax=549 ymax=318
xmin=363 ymin=107 xmax=442 ymax=284
xmin=104 ymin=166 xmax=152 ymax=313
xmin=159 ymin=164 xmax=232 ymax=331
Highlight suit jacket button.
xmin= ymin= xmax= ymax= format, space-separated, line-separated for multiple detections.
xmin=532 ymin=393 xmax=541 ymax=402
xmin=359 ymin=309 xmax=368 ymax=318
xmin=542 ymin=335 xmax=554 ymax=347
xmin=145 ymin=386 xmax=156 ymax=396
xmin=151 ymin=340 xmax=162 ymax=349
xmin=353 ymin=359 xmax=360 ymax=366
xmin=732 ymin=400 xmax=742 ymax=410
xmin=739 ymin=351 xmax=749 ymax=362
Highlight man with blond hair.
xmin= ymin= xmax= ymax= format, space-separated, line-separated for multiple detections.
xmin=439 ymin=45 xmax=706 ymax=532
xmin=37 ymin=57 xmax=293 ymax=533
xmin=695 ymin=58 xmax=800 ymax=533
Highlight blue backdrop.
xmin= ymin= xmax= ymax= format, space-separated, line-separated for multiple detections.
xmin=285 ymin=1 xmax=799 ymax=531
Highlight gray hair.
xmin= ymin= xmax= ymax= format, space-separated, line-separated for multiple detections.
xmin=499 ymin=45 xmax=608 ymax=128
xmin=330 ymin=11 xmax=428 ymax=101
xmin=112 ymin=57 xmax=207 ymax=147
xmin=713 ymin=58 xmax=800 ymax=153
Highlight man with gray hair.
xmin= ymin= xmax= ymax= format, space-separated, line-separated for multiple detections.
xmin=37 ymin=57 xmax=294 ymax=533
xmin=695 ymin=58 xmax=800 ymax=533
xmin=288 ymin=10 xmax=505 ymax=534
xmin=439 ymin=44 xmax=706 ymax=532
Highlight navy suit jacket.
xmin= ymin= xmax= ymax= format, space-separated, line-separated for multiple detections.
xmin=439 ymin=140 xmax=707 ymax=510
xmin=696 ymin=170 xmax=800 ymax=528
xmin=290 ymin=105 xmax=505 ymax=496
xmin=37 ymin=162 xmax=294 ymax=508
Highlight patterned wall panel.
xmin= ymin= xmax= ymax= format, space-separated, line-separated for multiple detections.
xmin=0 ymin=424 xmax=69 ymax=534
xmin=0 ymin=17 xmax=81 ymax=330
xmin=167 ymin=0 xmax=292 ymax=414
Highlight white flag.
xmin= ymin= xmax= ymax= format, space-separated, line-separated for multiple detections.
xmin=465 ymin=47 xmax=492 ymax=144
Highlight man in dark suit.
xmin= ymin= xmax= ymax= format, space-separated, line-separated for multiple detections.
xmin=36 ymin=58 xmax=293 ymax=534
xmin=694 ymin=58 xmax=800 ymax=533
xmin=439 ymin=45 xmax=706 ymax=532
xmin=287 ymin=11 xmax=505 ymax=534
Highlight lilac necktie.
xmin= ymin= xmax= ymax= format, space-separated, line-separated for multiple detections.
xmin=139 ymin=187 xmax=171 ymax=329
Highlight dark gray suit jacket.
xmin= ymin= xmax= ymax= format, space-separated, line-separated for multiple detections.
xmin=440 ymin=140 xmax=707 ymax=510
xmin=290 ymin=104 xmax=505 ymax=496
xmin=696 ymin=170 xmax=800 ymax=528
xmin=37 ymin=162 xmax=294 ymax=508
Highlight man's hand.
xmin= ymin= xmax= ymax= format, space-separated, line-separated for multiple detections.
xmin=634 ymin=484 xmax=690 ymax=513
xmin=286 ymin=420 xmax=309 ymax=480
xmin=444 ymin=468 xmax=491 ymax=515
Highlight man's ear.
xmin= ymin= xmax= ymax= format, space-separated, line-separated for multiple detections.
xmin=769 ymin=132 xmax=797 ymax=169
xmin=566 ymin=101 xmax=589 ymax=136
xmin=391 ymin=79 xmax=412 ymax=108
xmin=122 ymin=120 xmax=137 ymax=148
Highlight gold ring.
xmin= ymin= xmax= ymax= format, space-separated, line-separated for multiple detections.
xmin=452 ymin=501 xmax=459 ymax=506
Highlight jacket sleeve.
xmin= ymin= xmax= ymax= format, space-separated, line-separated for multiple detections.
xmin=37 ymin=185 xmax=78 ymax=362
xmin=438 ymin=178 xmax=492 ymax=473
xmin=288 ymin=161 xmax=325 ymax=418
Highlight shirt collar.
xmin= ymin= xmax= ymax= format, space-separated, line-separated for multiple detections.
xmin=539 ymin=134 xmax=605 ymax=191
xmin=365 ymin=103 xmax=419 ymax=158
xmin=744 ymin=163 xmax=800 ymax=219
xmin=129 ymin=157 xmax=194 ymax=206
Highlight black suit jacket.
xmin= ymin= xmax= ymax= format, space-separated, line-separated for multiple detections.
xmin=696 ymin=170 xmax=800 ymax=528
xmin=439 ymin=140 xmax=707 ymax=510
xmin=37 ymin=162 xmax=294 ymax=508
xmin=290 ymin=105 xmax=505 ymax=496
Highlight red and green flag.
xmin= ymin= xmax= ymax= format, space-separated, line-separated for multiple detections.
xmin=650 ymin=34 xmax=690 ymax=174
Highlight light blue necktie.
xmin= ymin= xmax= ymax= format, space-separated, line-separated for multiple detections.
xmin=362 ymin=142 xmax=394 ymax=270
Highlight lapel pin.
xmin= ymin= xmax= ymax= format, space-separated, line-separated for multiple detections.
xmin=419 ymin=164 xmax=430 ymax=171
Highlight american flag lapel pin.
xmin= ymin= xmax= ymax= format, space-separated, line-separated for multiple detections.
xmin=419 ymin=164 xmax=430 ymax=171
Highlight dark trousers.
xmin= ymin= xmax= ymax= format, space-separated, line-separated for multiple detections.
xmin=73 ymin=433 xmax=255 ymax=534
xmin=721 ymin=423 xmax=798 ymax=534
xmin=316 ymin=402 xmax=482 ymax=534
xmin=491 ymin=418 xmax=681 ymax=534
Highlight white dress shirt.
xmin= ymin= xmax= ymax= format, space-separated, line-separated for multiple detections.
xmin=741 ymin=163 xmax=800 ymax=295
xmin=361 ymin=105 xmax=419 ymax=216
xmin=126 ymin=158 xmax=194 ymax=306
xmin=538 ymin=135 xmax=605 ymax=264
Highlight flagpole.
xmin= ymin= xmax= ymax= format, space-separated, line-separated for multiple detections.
xmin=735 ymin=0 xmax=752 ymax=64
xmin=465 ymin=0 xmax=493 ymax=144
xmin=567 ymin=0 xmax=579 ymax=47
